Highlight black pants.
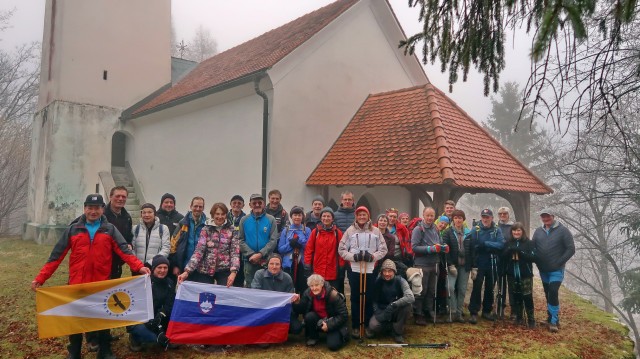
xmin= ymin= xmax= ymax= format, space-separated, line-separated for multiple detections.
xmin=469 ymin=268 xmax=496 ymax=315
xmin=304 ymin=311 xmax=347 ymax=351
xmin=70 ymin=330 xmax=110 ymax=357
xmin=508 ymin=276 xmax=534 ymax=322
xmin=369 ymin=304 xmax=411 ymax=336
xmin=284 ymin=261 xmax=308 ymax=294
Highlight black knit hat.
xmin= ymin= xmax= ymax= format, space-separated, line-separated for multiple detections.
xmin=311 ymin=195 xmax=325 ymax=205
xmin=151 ymin=255 xmax=170 ymax=272
xmin=160 ymin=193 xmax=176 ymax=206
xmin=140 ymin=203 xmax=156 ymax=213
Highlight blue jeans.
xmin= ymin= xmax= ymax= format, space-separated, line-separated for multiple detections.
xmin=129 ymin=324 xmax=158 ymax=344
xmin=540 ymin=269 xmax=564 ymax=325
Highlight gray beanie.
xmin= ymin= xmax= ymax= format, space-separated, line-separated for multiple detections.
xmin=312 ymin=195 xmax=325 ymax=205
xmin=381 ymin=259 xmax=397 ymax=273
xmin=320 ymin=206 xmax=334 ymax=218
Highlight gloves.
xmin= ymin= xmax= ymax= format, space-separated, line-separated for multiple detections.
xmin=304 ymin=264 xmax=313 ymax=277
xmin=353 ymin=251 xmax=363 ymax=262
xmin=470 ymin=268 xmax=478 ymax=281
xmin=428 ymin=244 xmax=441 ymax=253
xmin=290 ymin=233 xmax=301 ymax=249
xmin=448 ymin=265 xmax=457 ymax=277
xmin=363 ymin=251 xmax=374 ymax=262
xmin=442 ymin=244 xmax=450 ymax=253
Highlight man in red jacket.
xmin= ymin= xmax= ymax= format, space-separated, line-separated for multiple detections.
xmin=31 ymin=194 xmax=150 ymax=359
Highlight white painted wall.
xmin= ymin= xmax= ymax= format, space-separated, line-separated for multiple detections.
xmin=37 ymin=0 xmax=171 ymax=110
xmin=27 ymin=101 xmax=121 ymax=225
xmin=266 ymin=0 xmax=428 ymax=209
xmin=128 ymin=85 xmax=265 ymax=214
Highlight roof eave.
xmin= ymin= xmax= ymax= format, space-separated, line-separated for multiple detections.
xmin=125 ymin=69 xmax=269 ymax=120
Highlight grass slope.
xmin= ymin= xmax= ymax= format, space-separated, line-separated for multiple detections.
xmin=0 ymin=237 xmax=635 ymax=358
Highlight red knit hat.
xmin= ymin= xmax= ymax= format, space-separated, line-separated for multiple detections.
xmin=355 ymin=206 xmax=370 ymax=218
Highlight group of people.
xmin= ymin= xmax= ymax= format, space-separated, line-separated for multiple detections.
xmin=30 ymin=188 xmax=575 ymax=358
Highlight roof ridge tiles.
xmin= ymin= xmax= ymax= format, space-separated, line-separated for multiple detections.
xmin=424 ymin=84 xmax=455 ymax=185
xmin=430 ymin=86 xmax=553 ymax=194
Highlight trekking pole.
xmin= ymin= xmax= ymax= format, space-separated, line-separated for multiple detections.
xmin=491 ymin=253 xmax=499 ymax=319
xmin=445 ymin=256 xmax=451 ymax=323
xmin=433 ymin=262 xmax=438 ymax=326
xmin=363 ymin=261 xmax=367 ymax=338
xmin=360 ymin=259 xmax=365 ymax=339
xmin=292 ymin=247 xmax=299 ymax=292
xmin=361 ymin=342 xmax=450 ymax=349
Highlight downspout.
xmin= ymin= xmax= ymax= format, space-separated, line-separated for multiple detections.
xmin=254 ymin=75 xmax=269 ymax=198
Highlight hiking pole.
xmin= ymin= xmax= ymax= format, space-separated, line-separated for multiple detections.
xmin=292 ymin=247 xmax=299 ymax=292
xmin=360 ymin=259 xmax=365 ymax=339
xmin=363 ymin=260 xmax=367 ymax=339
xmin=491 ymin=253 xmax=499 ymax=319
xmin=361 ymin=343 xmax=450 ymax=349
xmin=433 ymin=262 xmax=438 ymax=326
xmin=445 ymin=256 xmax=452 ymax=323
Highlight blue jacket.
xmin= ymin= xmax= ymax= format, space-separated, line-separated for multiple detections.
xmin=239 ymin=211 xmax=278 ymax=258
xmin=277 ymin=224 xmax=311 ymax=269
xmin=168 ymin=211 xmax=207 ymax=271
xmin=468 ymin=221 xmax=505 ymax=270
xmin=532 ymin=221 xmax=575 ymax=273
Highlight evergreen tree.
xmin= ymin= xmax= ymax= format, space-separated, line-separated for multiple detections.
xmin=484 ymin=82 xmax=546 ymax=170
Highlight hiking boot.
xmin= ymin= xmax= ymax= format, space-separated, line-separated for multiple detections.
xmin=351 ymin=328 xmax=361 ymax=339
xmin=88 ymin=341 xmax=99 ymax=352
xmin=365 ymin=328 xmax=375 ymax=339
xmin=306 ymin=338 xmax=318 ymax=346
xmin=455 ymin=313 xmax=466 ymax=323
xmin=527 ymin=320 xmax=536 ymax=329
xmin=549 ymin=324 xmax=559 ymax=333
xmin=469 ymin=315 xmax=478 ymax=324
xmin=128 ymin=334 xmax=142 ymax=352
xmin=482 ymin=312 xmax=497 ymax=321
xmin=96 ymin=349 xmax=117 ymax=359
xmin=415 ymin=315 xmax=428 ymax=326
xmin=509 ymin=314 xmax=517 ymax=322
xmin=393 ymin=335 xmax=404 ymax=344
xmin=257 ymin=343 xmax=270 ymax=349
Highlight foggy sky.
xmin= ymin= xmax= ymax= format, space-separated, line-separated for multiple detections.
xmin=0 ymin=0 xmax=536 ymax=124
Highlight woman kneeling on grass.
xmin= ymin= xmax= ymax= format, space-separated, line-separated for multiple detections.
xmin=502 ymin=222 xmax=536 ymax=328
xmin=293 ymin=274 xmax=349 ymax=351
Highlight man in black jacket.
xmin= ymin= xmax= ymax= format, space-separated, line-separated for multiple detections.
xmin=157 ymin=193 xmax=184 ymax=236
xmin=104 ymin=186 xmax=133 ymax=279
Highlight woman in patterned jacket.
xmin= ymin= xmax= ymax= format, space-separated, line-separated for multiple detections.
xmin=177 ymin=202 xmax=240 ymax=287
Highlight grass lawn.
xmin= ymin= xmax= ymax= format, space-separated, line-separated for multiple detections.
xmin=0 ymin=237 xmax=635 ymax=358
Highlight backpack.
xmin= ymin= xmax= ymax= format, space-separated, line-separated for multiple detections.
xmin=135 ymin=223 xmax=164 ymax=238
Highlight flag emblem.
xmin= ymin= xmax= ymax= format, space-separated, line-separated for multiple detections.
xmin=36 ymin=275 xmax=153 ymax=338
xmin=105 ymin=289 xmax=134 ymax=316
xmin=199 ymin=292 xmax=216 ymax=314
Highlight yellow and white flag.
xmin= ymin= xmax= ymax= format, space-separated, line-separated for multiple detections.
xmin=36 ymin=275 xmax=154 ymax=338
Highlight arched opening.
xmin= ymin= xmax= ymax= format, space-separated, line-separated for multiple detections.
xmin=356 ymin=193 xmax=380 ymax=218
xmin=327 ymin=199 xmax=339 ymax=212
xmin=111 ymin=132 xmax=127 ymax=167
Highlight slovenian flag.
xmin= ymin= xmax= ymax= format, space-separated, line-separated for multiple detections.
xmin=167 ymin=282 xmax=292 ymax=344
xmin=36 ymin=275 xmax=154 ymax=338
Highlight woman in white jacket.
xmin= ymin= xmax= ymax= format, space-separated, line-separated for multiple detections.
xmin=132 ymin=203 xmax=171 ymax=268
xmin=338 ymin=206 xmax=387 ymax=339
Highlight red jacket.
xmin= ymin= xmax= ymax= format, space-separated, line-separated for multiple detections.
xmin=394 ymin=222 xmax=414 ymax=259
xmin=304 ymin=224 xmax=344 ymax=281
xmin=35 ymin=215 xmax=144 ymax=285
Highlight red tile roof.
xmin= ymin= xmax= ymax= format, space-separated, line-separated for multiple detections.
xmin=306 ymin=84 xmax=552 ymax=194
xmin=132 ymin=0 xmax=359 ymax=116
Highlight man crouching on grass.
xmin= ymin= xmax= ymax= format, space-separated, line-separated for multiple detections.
xmin=30 ymin=194 xmax=150 ymax=359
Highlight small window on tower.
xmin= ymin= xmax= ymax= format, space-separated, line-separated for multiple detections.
xmin=103 ymin=70 xmax=108 ymax=80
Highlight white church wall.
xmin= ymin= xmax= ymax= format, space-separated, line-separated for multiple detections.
xmin=266 ymin=0 xmax=428 ymax=209
xmin=38 ymin=0 xmax=171 ymax=110
xmin=27 ymin=101 xmax=121 ymax=226
xmin=128 ymin=90 xmax=265 ymax=214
